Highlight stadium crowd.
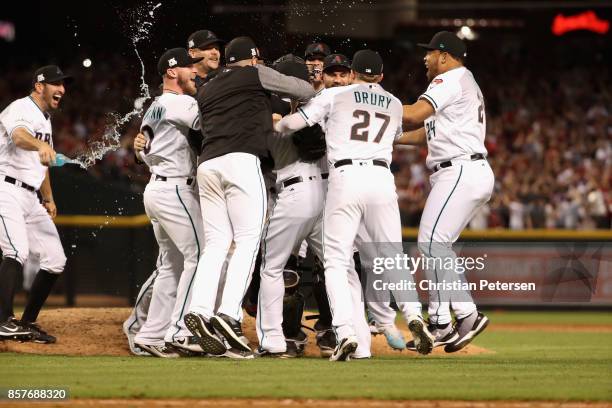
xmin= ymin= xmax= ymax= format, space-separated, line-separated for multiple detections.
xmin=0 ymin=44 xmax=609 ymax=230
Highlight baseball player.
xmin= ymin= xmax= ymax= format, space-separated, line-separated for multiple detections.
xmin=187 ymin=30 xmax=224 ymax=83
xmin=275 ymin=50 xmax=434 ymax=361
xmin=399 ymin=31 xmax=493 ymax=352
xmin=321 ymin=53 xmax=406 ymax=351
xmin=184 ymin=37 xmax=315 ymax=359
xmin=304 ymin=42 xmax=330 ymax=92
xmin=131 ymin=48 xmax=206 ymax=358
xmin=256 ymin=57 xmax=344 ymax=358
xmin=0 ymin=65 xmax=71 ymax=344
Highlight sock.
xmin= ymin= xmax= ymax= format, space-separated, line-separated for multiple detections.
xmin=21 ymin=270 xmax=59 ymax=323
xmin=0 ymin=257 xmax=23 ymax=321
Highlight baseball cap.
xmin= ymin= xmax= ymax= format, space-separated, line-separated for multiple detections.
xmin=351 ymin=49 xmax=383 ymax=75
xmin=274 ymin=59 xmax=309 ymax=82
xmin=157 ymin=48 xmax=203 ymax=76
xmin=304 ymin=42 xmax=331 ymax=60
xmin=417 ymin=31 xmax=467 ymax=59
xmin=32 ymin=65 xmax=73 ymax=86
xmin=225 ymin=36 xmax=260 ymax=64
xmin=187 ymin=30 xmax=224 ymax=50
xmin=323 ymin=54 xmax=351 ymax=72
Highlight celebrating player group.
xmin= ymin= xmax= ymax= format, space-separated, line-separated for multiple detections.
xmin=0 ymin=28 xmax=493 ymax=362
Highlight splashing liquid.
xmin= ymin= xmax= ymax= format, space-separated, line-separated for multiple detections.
xmin=73 ymin=2 xmax=162 ymax=169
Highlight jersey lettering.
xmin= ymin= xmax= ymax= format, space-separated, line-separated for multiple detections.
xmin=35 ymin=132 xmax=51 ymax=144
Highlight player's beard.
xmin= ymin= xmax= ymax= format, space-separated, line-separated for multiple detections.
xmin=179 ymin=75 xmax=196 ymax=96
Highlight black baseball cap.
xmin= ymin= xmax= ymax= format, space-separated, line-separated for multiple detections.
xmin=33 ymin=65 xmax=73 ymax=86
xmin=323 ymin=54 xmax=351 ymax=72
xmin=187 ymin=30 xmax=224 ymax=50
xmin=157 ymin=48 xmax=203 ymax=76
xmin=225 ymin=36 xmax=260 ymax=64
xmin=304 ymin=42 xmax=331 ymax=60
xmin=417 ymin=31 xmax=467 ymax=59
xmin=274 ymin=59 xmax=309 ymax=82
xmin=351 ymin=49 xmax=383 ymax=75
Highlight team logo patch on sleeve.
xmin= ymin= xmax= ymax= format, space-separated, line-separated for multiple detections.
xmin=433 ymin=78 xmax=443 ymax=84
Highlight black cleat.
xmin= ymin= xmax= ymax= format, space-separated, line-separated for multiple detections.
xmin=329 ymin=336 xmax=358 ymax=362
xmin=20 ymin=322 xmax=56 ymax=344
xmin=0 ymin=318 xmax=33 ymax=341
xmin=210 ymin=313 xmax=251 ymax=352
xmin=315 ymin=328 xmax=336 ymax=358
xmin=183 ymin=312 xmax=227 ymax=355
xmin=444 ymin=311 xmax=489 ymax=353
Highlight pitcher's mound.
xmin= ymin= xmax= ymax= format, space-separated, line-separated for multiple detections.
xmin=0 ymin=308 xmax=490 ymax=357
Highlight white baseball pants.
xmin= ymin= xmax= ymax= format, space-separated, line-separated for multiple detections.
xmin=134 ymin=179 xmax=203 ymax=346
xmin=189 ymin=153 xmax=267 ymax=322
xmin=0 ymin=182 xmax=65 ymax=273
xmin=323 ymin=163 xmax=421 ymax=343
xmin=418 ymin=159 xmax=494 ymax=324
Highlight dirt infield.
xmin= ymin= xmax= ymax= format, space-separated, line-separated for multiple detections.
xmin=0 ymin=308 xmax=491 ymax=357
xmin=0 ymin=399 xmax=610 ymax=408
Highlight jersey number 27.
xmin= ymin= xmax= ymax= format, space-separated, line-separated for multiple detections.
xmin=350 ymin=110 xmax=390 ymax=143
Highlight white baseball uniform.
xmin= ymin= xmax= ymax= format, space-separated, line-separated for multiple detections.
xmin=133 ymin=92 xmax=205 ymax=346
xmin=280 ymin=83 xmax=423 ymax=348
xmin=417 ymin=66 xmax=494 ymax=325
xmin=255 ymin=132 xmax=328 ymax=353
xmin=0 ymin=96 xmax=66 ymax=274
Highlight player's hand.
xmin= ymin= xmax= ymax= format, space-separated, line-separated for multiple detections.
xmin=272 ymin=113 xmax=282 ymax=125
xmin=38 ymin=144 xmax=56 ymax=166
xmin=43 ymin=199 xmax=57 ymax=219
xmin=134 ymin=132 xmax=147 ymax=152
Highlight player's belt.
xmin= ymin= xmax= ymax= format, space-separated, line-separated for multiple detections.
xmin=433 ymin=153 xmax=485 ymax=173
xmin=333 ymin=159 xmax=389 ymax=169
xmin=321 ymin=173 xmax=329 ymax=179
xmin=282 ymin=174 xmax=322 ymax=188
xmin=152 ymin=175 xmax=194 ymax=185
xmin=2 ymin=176 xmax=36 ymax=192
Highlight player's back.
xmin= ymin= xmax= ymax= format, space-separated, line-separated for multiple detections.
xmin=319 ymin=83 xmax=402 ymax=165
xmin=140 ymin=93 xmax=198 ymax=178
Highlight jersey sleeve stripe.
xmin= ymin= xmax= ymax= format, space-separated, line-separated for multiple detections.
xmin=420 ymin=94 xmax=438 ymax=110
xmin=191 ymin=116 xmax=199 ymax=129
xmin=297 ymin=107 xmax=309 ymax=122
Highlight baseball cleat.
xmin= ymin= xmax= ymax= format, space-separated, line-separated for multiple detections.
xmin=216 ymin=347 xmax=255 ymax=360
xmin=315 ymin=328 xmax=336 ymax=358
xmin=184 ymin=312 xmax=227 ymax=355
xmin=170 ymin=336 xmax=206 ymax=356
xmin=0 ymin=318 xmax=34 ymax=341
xmin=445 ymin=311 xmax=489 ymax=353
xmin=329 ymin=335 xmax=358 ymax=362
xmin=210 ymin=313 xmax=251 ymax=352
xmin=20 ymin=321 xmax=56 ymax=344
xmin=367 ymin=311 xmax=380 ymax=335
xmin=378 ymin=324 xmax=406 ymax=351
xmin=286 ymin=330 xmax=307 ymax=357
xmin=136 ymin=343 xmax=180 ymax=358
xmin=256 ymin=347 xmax=295 ymax=359
xmin=406 ymin=321 xmax=459 ymax=351
xmin=122 ymin=324 xmax=150 ymax=356
xmin=407 ymin=315 xmax=434 ymax=355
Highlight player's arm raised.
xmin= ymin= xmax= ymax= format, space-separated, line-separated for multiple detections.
xmin=402 ymin=99 xmax=435 ymax=127
xmin=395 ymin=127 xmax=426 ymax=145
xmin=11 ymin=127 xmax=56 ymax=165
xmin=39 ymin=169 xmax=57 ymax=218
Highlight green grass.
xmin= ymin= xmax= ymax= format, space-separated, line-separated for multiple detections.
xmin=1 ymin=327 xmax=612 ymax=400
